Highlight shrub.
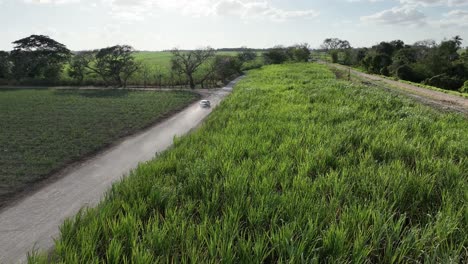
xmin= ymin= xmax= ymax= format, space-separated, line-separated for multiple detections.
xmin=263 ymin=47 xmax=288 ymax=65
xmin=423 ymin=74 xmax=465 ymax=91
xmin=380 ymin=66 xmax=390 ymax=76
xmin=330 ymin=51 xmax=339 ymax=63
xmin=241 ymin=60 xmax=263 ymax=71
xmin=460 ymin=80 xmax=468 ymax=93
xmin=396 ymin=65 xmax=415 ymax=82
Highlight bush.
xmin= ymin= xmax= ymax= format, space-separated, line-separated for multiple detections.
xmin=263 ymin=47 xmax=289 ymax=65
xmin=330 ymin=51 xmax=339 ymax=63
xmin=423 ymin=74 xmax=465 ymax=91
xmin=396 ymin=65 xmax=416 ymax=82
xmin=461 ymin=80 xmax=468 ymax=93
xmin=242 ymin=60 xmax=263 ymax=71
xmin=380 ymin=66 xmax=390 ymax=76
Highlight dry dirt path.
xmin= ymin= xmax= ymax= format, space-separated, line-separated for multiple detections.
xmin=328 ymin=63 xmax=468 ymax=116
xmin=0 ymin=77 xmax=243 ymax=264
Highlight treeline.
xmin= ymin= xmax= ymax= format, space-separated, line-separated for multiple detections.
xmin=262 ymin=44 xmax=311 ymax=64
xmin=0 ymin=36 xmax=314 ymax=88
xmin=0 ymin=35 xmax=262 ymax=88
xmin=321 ymin=37 xmax=468 ymax=93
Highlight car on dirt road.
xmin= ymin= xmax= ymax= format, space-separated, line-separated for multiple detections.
xmin=200 ymin=100 xmax=211 ymax=108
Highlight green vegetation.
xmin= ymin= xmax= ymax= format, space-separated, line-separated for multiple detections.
xmin=31 ymin=63 xmax=468 ymax=263
xmin=0 ymin=89 xmax=199 ymax=207
xmin=461 ymin=80 xmax=468 ymax=93
xmin=320 ymin=37 xmax=468 ymax=93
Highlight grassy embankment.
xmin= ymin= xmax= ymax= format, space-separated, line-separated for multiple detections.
xmin=31 ymin=63 xmax=467 ymax=263
xmin=0 ymin=89 xmax=199 ymax=207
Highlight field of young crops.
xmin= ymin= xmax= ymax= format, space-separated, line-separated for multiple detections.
xmin=31 ymin=63 xmax=467 ymax=263
xmin=0 ymin=89 xmax=199 ymax=207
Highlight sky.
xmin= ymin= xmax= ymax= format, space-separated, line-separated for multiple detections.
xmin=0 ymin=0 xmax=467 ymax=51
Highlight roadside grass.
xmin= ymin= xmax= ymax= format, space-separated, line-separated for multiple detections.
xmin=0 ymin=89 xmax=199 ymax=207
xmin=329 ymin=63 xmax=468 ymax=99
xmin=397 ymin=79 xmax=468 ymax=99
xmin=30 ymin=63 xmax=467 ymax=263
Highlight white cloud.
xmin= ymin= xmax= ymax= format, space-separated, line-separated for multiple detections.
xmin=438 ymin=9 xmax=468 ymax=27
xmin=399 ymin=0 xmax=468 ymax=7
xmin=24 ymin=0 xmax=80 ymax=4
xmin=347 ymin=0 xmax=382 ymax=2
xmin=213 ymin=0 xmax=319 ymax=21
xmin=361 ymin=6 xmax=427 ymax=25
xmin=22 ymin=0 xmax=319 ymax=21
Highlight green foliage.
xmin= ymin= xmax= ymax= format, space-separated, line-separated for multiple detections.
xmin=32 ymin=64 xmax=468 ymax=263
xmin=68 ymin=52 xmax=93 ymax=84
xmin=334 ymin=36 xmax=468 ymax=93
xmin=214 ymin=55 xmax=243 ymax=83
xmin=321 ymin=38 xmax=351 ymax=50
xmin=0 ymin=89 xmax=199 ymax=207
xmin=330 ymin=50 xmax=339 ymax=63
xmin=0 ymin=51 xmax=11 ymax=79
xmin=237 ymin=48 xmax=257 ymax=63
xmin=263 ymin=44 xmax=311 ymax=65
xmin=423 ymin=74 xmax=465 ymax=91
xmin=263 ymin=46 xmax=289 ymax=64
xmin=10 ymin=35 xmax=71 ymax=82
xmin=287 ymin=43 xmax=311 ymax=62
xmin=171 ymin=48 xmax=216 ymax=89
xmin=380 ymin=66 xmax=390 ymax=76
xmin=88 ymin=45 xmax=140 ymax=87
xmin=460 ymin=80 xmax=468 ymax=93
xmin=396 ymin=64 xmax=416 ymax=82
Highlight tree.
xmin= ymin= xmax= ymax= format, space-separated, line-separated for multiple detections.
xmin=170 ymin=47 xmax=216 ymax=89
xmin=10 ymin=35 xmax=71 ymax=81
xmin=237 ymin=47 xmax=257 ymax=63
xmin=86 ymin=45 xmax=140 ymax=87
xmin=263 ymin=46 xmax=289 ymax=65
xmin=452 ymin=35 xmax=463 ymax=49
xmin=321 ymin=38 xmax=350 ymax=50
xmin=396 ymin=65 xmax=417 ymax=82
xmin=413 ymin=39 xmax=437 ymax=48
xmin=321 ymin=38 xmax=351 ymax=64
xmin=374 ymin=41 xmax=395 ymax=57
xmin=0 ymin=51 xmax=11 ymax=79
xmin=288 ymin=43 xmax=311 ymax=62
xmin=213 ymin=55 xmax=243 ymax=84
xmin=68 ymin=51 xmax=94 ymax=84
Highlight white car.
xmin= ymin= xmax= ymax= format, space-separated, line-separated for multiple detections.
xmin=200 ymin=100 xmax=211 ymax=108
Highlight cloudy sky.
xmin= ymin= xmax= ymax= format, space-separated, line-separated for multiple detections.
xmin=0 ymin=0 xmax=467 ymax=51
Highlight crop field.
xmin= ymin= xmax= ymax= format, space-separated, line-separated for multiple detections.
xmin=31 ymin=63 xmax=467 ymax=263
xmin=0 ymin=89 xmax=199 ymax=207
xmin=134 ymin=51 xmax=239 ymax=68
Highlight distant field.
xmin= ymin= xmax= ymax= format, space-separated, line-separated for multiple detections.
xmin=134 ymin=51 xmax=174 ymax=68
xmin=32 ymin=63 xmax=468 ymax=263
xmin=59 ymin=51 xmax=261 ymax=87
xmin=129 ymin=51 xmax=256 ymax=87
xmin=134 ymin=51 xmax=239 ymax=68
xmin=0 ymin=89 xmax=199 ymax=207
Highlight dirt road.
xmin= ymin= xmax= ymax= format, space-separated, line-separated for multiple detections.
xmin=0 ymin=77 xmax=243 ymax=264
xmin=328 ymin=63 xmax=468 ymax=115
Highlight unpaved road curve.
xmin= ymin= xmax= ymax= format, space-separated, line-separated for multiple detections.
xmin=0 ymin=77 xmax=243 ymax=264
xmin=328 ymin=63 xmax=468 ymax=115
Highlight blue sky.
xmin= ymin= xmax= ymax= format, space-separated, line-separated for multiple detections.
xmin=0 ymin=0 xmax=467 ymax=51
